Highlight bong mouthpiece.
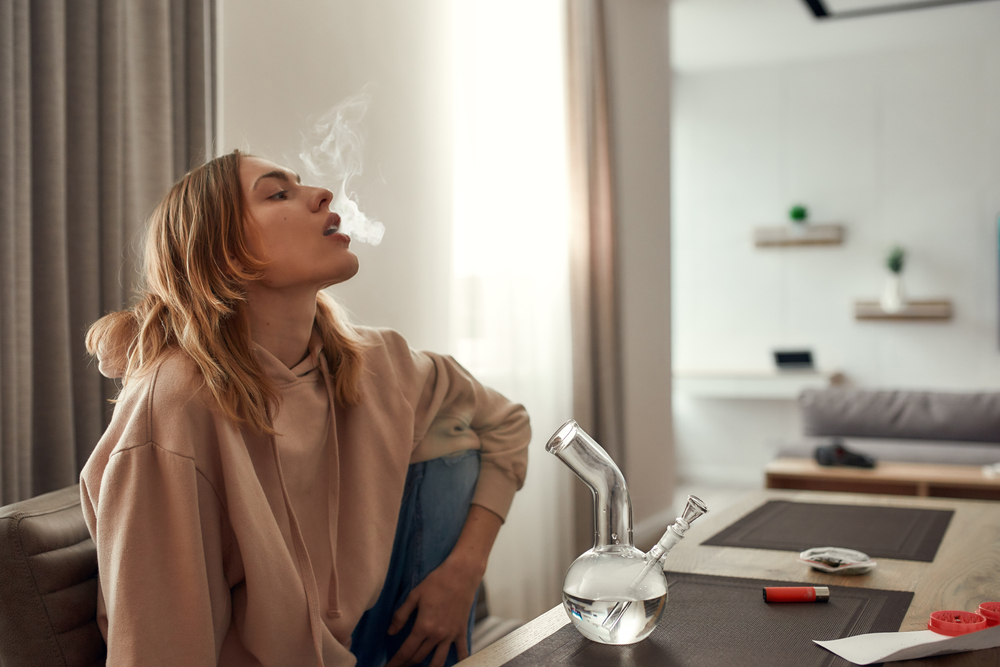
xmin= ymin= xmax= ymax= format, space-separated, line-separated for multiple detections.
xmin=545 ymin=419 xmax=633 ymax=549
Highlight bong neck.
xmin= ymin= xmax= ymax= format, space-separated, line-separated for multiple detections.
xmin=546 ymin=420 xmax=633 ymax=549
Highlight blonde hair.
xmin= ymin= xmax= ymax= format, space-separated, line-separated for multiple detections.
xmin=86 ymin=150 xmax=366 ymax=434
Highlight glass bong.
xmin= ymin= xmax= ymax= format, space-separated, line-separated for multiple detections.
xmin=546 ymin=419 xmax=708 ymax=645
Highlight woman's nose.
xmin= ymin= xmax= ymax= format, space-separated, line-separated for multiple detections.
xmin=312 ymin=186 xmax=334 ymax=211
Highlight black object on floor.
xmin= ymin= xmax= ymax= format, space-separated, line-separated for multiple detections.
xmin=501 ymin=572 xmax=913 ymax=667
xmin=814 ymin=441 xmax=876 ymax=468
xmin=701 ymin=500 xmax=952 ymax=562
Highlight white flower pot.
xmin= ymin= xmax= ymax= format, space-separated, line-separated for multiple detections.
xmin=880 ymin=273 xmax=906 ymax=314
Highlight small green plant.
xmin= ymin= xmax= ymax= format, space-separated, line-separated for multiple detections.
xmin=789 ymin=205 xmax=808 ymax=223
xmin=886 ymin=246 xmax=905 ymax=274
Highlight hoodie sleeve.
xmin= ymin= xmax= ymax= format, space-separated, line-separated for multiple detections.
xmin=80 ymin=377 xmax=232 ymax=666
xmin=377 ymin=329 xmax=530 ymax=522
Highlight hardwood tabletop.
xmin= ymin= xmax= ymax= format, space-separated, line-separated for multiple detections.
xmin=462 ymin=489 xmax=1000 ymax=666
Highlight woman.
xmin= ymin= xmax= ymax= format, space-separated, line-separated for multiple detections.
xmin=81 ymin=151 xmax=530 ymax=667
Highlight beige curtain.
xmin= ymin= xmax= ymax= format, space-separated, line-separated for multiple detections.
xmin=565 ymin=0 xmax=626 ymax=554
xmin=0 ymin=0 xmax=215 ymax=504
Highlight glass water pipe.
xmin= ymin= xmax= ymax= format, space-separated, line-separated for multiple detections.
xmin=546 ymin=419 xmax=708 ymax=644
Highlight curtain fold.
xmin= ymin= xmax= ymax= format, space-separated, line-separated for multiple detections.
xmin=0 ymin=0 xmax=215 ymax=504
xmin=565 ymin=0 xmax=626 ymax=554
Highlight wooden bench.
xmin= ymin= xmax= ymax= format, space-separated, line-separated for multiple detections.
xmin=765 ymin=457 xmax=1000 ymax=500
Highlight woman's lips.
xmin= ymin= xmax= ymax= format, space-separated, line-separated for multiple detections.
xmin=323 ymin=212 xmax=342 ymax=236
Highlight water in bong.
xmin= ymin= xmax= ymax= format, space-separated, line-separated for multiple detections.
xmin=561 ymin=553 xmax=668 ymax=644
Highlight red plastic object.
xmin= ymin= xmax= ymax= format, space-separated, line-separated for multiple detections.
xmin=762 ymin=586 xmax=830 ymax=602
xmin=978 ymin=602 xmax=1000 ymax=628
xmin=928 ymin=610 xmax=988 ymax=636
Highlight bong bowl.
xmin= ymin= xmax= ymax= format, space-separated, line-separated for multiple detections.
xmin=561 ymin=545 xmax=668 ymax=644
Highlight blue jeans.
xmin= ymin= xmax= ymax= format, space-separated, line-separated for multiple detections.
xmin=351 ymin=450 xmax=480 ymax=667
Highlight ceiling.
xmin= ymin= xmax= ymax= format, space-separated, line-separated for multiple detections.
xmin=671 ymin=0 xmax=1000 ymax=71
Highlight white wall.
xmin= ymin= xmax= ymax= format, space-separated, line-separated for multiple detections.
xmin=218 ymin=0 xmax=454 ymax=352
xmin=672 ymin=40 xmax=1000 ymax=486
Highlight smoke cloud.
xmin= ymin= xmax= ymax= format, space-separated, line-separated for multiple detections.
xmin=299 ymin=92 xmax=385 ymax=246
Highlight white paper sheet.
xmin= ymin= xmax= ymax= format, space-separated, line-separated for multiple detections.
xmin=814 ymin=625 xmax=1000 ymax=665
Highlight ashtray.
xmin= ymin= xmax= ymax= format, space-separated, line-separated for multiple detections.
xmin=799 ymin=547 xmax=876 ymax=575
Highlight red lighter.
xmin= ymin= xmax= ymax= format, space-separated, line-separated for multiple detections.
xmin=763 ymin=586 xmax=830 ymax=603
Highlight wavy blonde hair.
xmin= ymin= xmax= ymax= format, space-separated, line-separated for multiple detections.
xmin=86 ymin=150 xmax=366 ymax=434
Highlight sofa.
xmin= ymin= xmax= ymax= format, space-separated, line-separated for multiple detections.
xmin=766 ymin=388 xmax=1000 ymax=499
xmin=776 ymin=388 xmax=1000 ymax=467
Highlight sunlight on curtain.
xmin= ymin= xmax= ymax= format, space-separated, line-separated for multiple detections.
xmin=451 ymin=0 xmax=576 ymax=622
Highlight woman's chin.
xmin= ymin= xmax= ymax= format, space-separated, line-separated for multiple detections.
xmin=322 ymin=259 xmax=360 ymax=289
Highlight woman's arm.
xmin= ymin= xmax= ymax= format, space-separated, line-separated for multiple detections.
xmin=403 ymin=343 xmax=530 ymax=522
xmin=82 ymin=443 xmax=230 ymax=667
xmin=376 ymin=331 xmax=531 ymax=666
xmin=385 ymin=505 xmax=502 ymax=667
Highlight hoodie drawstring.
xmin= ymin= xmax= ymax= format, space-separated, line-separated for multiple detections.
xmin=319 ymin=353 xmax=343 ymax=619
xmin=268 ymin=433 xmax=326 ymax=666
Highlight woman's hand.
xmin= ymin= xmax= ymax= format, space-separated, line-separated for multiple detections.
xmin=384 ymin=555 xmax=480 ymax=667
xmin=385 ymin=505 xmax=503 ymax=667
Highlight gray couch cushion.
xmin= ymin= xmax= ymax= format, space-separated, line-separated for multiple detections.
xmin=799 ymin=389 xmax=1000 ymax=443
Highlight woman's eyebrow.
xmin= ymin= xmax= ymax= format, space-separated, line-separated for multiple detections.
xmin=251 ymin=170 xmax=302 ymax=192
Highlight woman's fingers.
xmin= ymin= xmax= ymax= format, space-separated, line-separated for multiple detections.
xmin=388 ymin=590 xmax=420 ymax=636
xmin=388 ymin=613 xmax=453 ymax=666
xmin=384 ymin=633 xmax=421 ymax=667
xmin=456 ymin=634 xmax=470 ymax=661
xmin=428 ymin=640 xmax=453 ymax=667
xmin=385 ymin=632 xmax=437 ymax=667
xmin=386 ymin=559 xmax=479 ymax=666
xmin=385 ymin=599 xmax=464 ymax=667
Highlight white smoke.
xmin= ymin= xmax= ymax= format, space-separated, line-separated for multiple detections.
xmin=299 ymin=92 xmax=385 ymax=246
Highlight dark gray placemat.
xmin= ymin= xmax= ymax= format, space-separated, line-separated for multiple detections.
xmin=701 ymin=500 xmax=953 ymax=562
xmin=503 ymin=572 xmax=913 ymax=667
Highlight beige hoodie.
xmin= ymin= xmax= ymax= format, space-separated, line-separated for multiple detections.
xmin=80 ymin=326 xmax=529 ymax=666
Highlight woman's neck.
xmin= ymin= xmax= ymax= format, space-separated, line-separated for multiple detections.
xmin=245 ymin=285 xmax=318 ymax=369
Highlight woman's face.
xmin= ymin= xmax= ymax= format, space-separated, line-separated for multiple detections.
xmin=239 ymin=156 xmax=359 ymax=292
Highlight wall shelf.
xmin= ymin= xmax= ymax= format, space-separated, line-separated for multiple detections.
xmin=753 ymin=223 xmax=844 ymax=248
xmin=673 ymin=369 xmax=845 ymax=400
xmin=854 ymin=300 xmax=953 ymax=321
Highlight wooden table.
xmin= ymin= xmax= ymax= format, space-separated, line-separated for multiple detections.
xmin=463 ymin=489 xmax=1000 ymax=666
xmin=766 ymin=457 xmax=1000 ymax=500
